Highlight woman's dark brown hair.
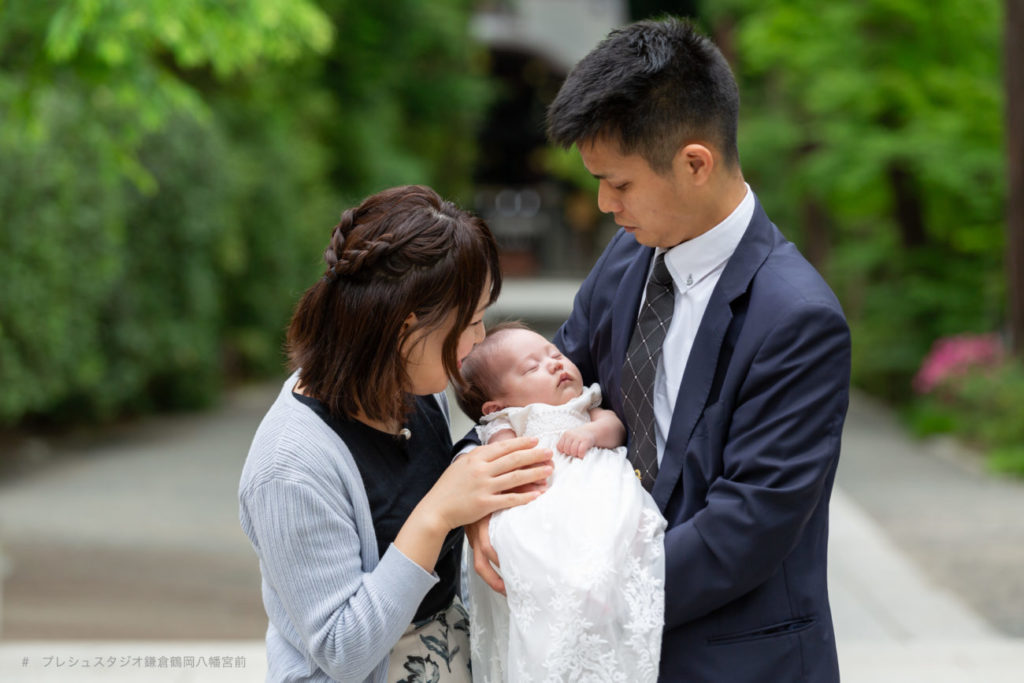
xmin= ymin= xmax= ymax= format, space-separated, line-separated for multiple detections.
xmin=287 ymin=185 xmax=502 ymax=424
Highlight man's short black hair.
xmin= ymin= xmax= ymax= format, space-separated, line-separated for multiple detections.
xmin=546 ymin=16 xmax=740 ymax=173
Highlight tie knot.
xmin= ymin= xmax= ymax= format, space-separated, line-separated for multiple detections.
xmin=650 ymin=252 xmax=672 ymax=288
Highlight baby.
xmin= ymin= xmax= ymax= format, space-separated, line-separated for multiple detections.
xmin=456 ymin=323 xmax=666 ymax=683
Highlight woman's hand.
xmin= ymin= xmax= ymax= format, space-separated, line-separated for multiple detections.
xmin=396 ymin=436 xmax=552 ymax=572
xmin=436 ymin=436 xmax=552 ymax=528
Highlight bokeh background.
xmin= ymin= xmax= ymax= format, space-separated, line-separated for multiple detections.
xmin=2 ymin=0 xmax=1021 ymax=467
xmin=1 ymin=0 xmax=1022 ymax=677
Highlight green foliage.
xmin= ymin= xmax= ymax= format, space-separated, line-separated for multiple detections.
xmin=0 ymin=84 xmax=126 ymax=420
xmin=988 ymin=447 xmax=1024 ymax=477
xmin=102 ymin=113 xmax=230 ymax=412
xmin=691 ymin=0 xmax=1016 ymax=474
xmin=704 ymin=0 xmax=1007 ymax=400
xmin=0 ymin=0 xmax=492 ymax=426
xmin=317 ymin=0 xmax=492 ymax=203
xmin=542 ymin=145 xmax=597 ymax=196
xmin=212 ymin=83 xmax=337 ymax=376
xmin=45 ymin=0 xmax=333 ymax=73
xmin=4 ymin=0 xmax=333 ymax=190
xmin=907 ymin=361 xmax=1024 ymax=477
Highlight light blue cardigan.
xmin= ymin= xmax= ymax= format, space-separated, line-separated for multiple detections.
xmin=239 ymin=373 xmax=445 ymax=682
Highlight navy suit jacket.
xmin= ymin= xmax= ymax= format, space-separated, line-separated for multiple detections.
xmin=553 ymin=196 xmax=850 ymax=682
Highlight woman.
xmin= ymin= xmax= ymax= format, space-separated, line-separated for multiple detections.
xmin=239 ymin=185 xmax=553 ymax=682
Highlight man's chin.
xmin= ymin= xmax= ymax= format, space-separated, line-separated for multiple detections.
xmin=626 ymin=228 xmax=657 ymax=247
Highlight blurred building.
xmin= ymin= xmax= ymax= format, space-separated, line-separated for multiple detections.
xmin=471 ymin=0 xmax=628 ymax=277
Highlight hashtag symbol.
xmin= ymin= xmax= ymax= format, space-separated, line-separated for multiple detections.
xmin=22 ymin=657 xmax=29 ymax=667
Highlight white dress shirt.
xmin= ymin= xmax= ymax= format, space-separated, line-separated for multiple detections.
xmin=649 ymin=185 xmax=754 ymax=464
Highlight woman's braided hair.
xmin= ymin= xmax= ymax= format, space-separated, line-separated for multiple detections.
xmin=288 ymin=185 xmax=502 ymax=423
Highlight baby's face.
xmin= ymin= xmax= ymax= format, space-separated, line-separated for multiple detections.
xmin=488 ymin=329 xmax=584 ymax=410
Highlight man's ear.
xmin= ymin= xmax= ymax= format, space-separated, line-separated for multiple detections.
xmin=482 ymin=400 xmax=505 ymax=416
xmin=674 ymin=143 xmax=715 ymax=185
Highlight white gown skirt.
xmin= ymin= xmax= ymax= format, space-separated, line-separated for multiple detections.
xmin=467 ymin=442 xmax=666 ymax=683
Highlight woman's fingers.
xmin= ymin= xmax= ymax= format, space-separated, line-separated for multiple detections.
xmin=487 ymin=445 xmax=553 ymax=475
xmin=503 ymin=480 xmax=548 ymax=495
xmin=474 ymin=435 xmax=539 ymax=462
xmin=492 ymin=461 xmax=551 ymax=493
xmin=491 ymin=489 xmax=545 ymax=513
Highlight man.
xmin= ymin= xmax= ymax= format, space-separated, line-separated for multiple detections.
xmin=469 ymin=16 xmax=850 ymax=682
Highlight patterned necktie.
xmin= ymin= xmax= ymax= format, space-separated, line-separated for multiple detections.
xmin=622 ymin=252 xmax=674 ymax=491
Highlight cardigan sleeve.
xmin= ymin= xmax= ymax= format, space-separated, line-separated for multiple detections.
xmin=243 ymin=476 xmax=438 ymax=682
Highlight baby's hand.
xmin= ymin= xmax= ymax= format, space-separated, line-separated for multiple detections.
xmin=558 ymin=427 xmax=595 ymax=459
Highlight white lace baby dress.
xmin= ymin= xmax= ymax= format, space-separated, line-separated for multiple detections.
xmin=467 ymin=384 xmax=666 ymax=683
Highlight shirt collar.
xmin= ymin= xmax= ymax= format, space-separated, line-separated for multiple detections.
xmin=660 ymin=183 xmax=753 ymax=291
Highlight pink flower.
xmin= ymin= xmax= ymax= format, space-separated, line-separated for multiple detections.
xmin=913 ymin=333 xmax=1006 ymax=395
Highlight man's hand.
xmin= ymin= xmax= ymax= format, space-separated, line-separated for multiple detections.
xmin=466 ymin=515 xmax=504 ymax=594
xmin=462 ymin=439 xmax=551 ymax=594
xmin=464 ymin=474 xmax=549 ymax=594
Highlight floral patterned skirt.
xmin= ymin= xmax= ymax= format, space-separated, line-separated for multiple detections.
xmin=388 ymin=597 xmax=472 ymax=683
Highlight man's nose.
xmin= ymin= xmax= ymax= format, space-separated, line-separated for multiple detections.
xmin=597 ymin=182 xmax=621 ymax=214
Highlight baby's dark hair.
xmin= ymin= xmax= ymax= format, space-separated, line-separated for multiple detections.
xmin=454 ymin=321 xmax=529 ymax=421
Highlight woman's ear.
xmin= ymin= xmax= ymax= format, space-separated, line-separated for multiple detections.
xmin=481 ymin=400 xmax=505 ymax=415
xmin=401 ymin=312 xmax=418 ymax=334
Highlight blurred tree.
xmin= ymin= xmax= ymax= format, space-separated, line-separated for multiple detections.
xmin=316 ymin=0 xmax=492 ymax=204
xmin=216 ymin=0 xmax=492 ymax=374
xmin=15 ymin=0 xmax=333 ymax=189
xmin=0 ymin=0 xmax=333 ymax=422
xmin=1007 ymin=0 xmax=1024 ymax=355
xmin=702 ymin=0 xmax=1006 ymax=399
xmin=0 ymin=0 xmax=496 ymax=426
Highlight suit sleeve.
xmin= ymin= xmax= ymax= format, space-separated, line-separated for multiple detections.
xmin=663 ymin=300 xmax=851 ymax=626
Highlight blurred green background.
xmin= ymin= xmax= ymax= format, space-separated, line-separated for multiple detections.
xmin=1 ymin=0 xmax=1021 ymax=472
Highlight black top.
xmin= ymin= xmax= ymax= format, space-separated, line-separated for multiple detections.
xmin=293 ymin=392 xmax=463 ymax=623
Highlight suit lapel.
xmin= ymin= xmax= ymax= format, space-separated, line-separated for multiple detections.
xmin=651 ymin=196 xmax=777 ymax=510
